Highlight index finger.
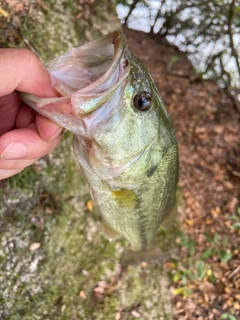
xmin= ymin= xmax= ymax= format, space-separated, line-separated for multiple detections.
xmin=0 ymin=48 xmax=56 ymax=97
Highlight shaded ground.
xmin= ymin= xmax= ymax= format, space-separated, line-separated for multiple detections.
xmin=123 ymin=26 xmax=240 ymax=319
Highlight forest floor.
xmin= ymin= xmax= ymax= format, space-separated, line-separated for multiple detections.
xmin=123 ymin=26 xmax=240 ymax=319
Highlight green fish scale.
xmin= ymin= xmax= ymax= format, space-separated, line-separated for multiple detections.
xmin=116 ymin=144 xmax=178 ymax=252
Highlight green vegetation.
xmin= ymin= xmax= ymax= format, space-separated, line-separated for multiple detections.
xmin=0 ymin=132 xmax=175 ymax=318
xmin=220 ymin=313 xmax=238 ymax=320
xmin=0 ymin=0 xmax=120 ymax=59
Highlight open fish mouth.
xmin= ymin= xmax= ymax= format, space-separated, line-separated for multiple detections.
xmin=47 ymin=30 xmax=130 ymax=116
xmin=19 ymin=31 xmax=130 ymax=136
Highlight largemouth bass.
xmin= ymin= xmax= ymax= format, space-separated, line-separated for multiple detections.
xmin=20 ymin=30 xmax=179 ymax=266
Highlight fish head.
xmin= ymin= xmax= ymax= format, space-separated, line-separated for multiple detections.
xmin=20 ymin=30 xmax=176 ymax=189
xmin=78 ymin=48 xmax=177 ymax=189
xmin=19 ymin=31 xmax=128 ymax=136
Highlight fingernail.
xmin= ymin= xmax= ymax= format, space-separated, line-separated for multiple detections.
xmin=1 ymin=142 xmax=27 ymax=159
xmin=49 ymin=74 xmax=62 ymax=93
xmin=49 ymin=127 xmax=63 ymax=141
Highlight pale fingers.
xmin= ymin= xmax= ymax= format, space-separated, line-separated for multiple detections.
xmin=0 ymin=127 xmax=62 ymax=161
xmin=35 ymin=113 xmax=63 ymax=141
xmin=16 ymin=105 xmax=63 ymax=141
xmin=0 ymin=168 xmax=25 ymax=179
xmin=0 ymin=158 xmax=42 ymax=179
xmin=0 ymin=158 xmax=38 ymax=170
xmin=0 ymin=158 xmax=39 ymax=179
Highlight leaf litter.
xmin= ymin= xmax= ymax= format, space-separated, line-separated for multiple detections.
xmin=122 ymin=26 xmax=240 ymax=319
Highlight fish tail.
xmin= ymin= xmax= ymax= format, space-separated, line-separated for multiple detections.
xmin=120 ymin=246 xmax=165 ymax=266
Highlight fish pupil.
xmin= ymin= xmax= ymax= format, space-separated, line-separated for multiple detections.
xmin=134 ymin=91 xmax=152 ymax=111
xmin=138 ymin=97 xmax=149 ymax=108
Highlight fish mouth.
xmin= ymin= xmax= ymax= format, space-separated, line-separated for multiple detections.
xmin=48 ymin=30 xmax=130 ymax=117
xmin=19 ymin=30 xmax=130 ymax=136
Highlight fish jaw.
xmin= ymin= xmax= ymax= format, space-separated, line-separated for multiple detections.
xmin=18 ymin=30 xmax=130 ymax=135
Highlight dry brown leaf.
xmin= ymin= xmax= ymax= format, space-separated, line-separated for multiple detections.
xmin=45 ymin=207 xmax=53 ymax=214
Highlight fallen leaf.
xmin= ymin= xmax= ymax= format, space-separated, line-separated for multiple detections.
xmin=131 ymin=310 xmax=141 ymax=318
xmin=0 ymin=6 xmax=9 ymax=17
xmin=45 ymin=206 xmax=53 ymax=214
xmin=115 ymin=311 xmax=122 ymax=320
xmin=29 ymin=242 xmax=41 ymax=251
xmin=81 ymin=269 xmax=89 ymax=276
xmin=94 ymin=286 xmax=105 ymax=294
xmin=79 ymin=290 xmax=86 ymax=299
xmin=86 ymin=200 xmax=94 ymax=212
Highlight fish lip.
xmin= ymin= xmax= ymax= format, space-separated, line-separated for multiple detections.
xmin=75 ymin=31 xmax=126 ymax=94
xmin=70 ymin=31 xmax=130 ymax=116
xmin=18 ymin=31 xmax=130 ymax=137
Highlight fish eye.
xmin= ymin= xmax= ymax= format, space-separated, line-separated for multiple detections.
xmin=133 ymin=91 xmax=152 ymax=111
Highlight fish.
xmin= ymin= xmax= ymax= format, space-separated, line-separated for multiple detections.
xmin=19 ymin=30 xmax=179 ymax=266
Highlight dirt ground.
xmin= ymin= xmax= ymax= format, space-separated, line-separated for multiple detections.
xmin=123 ymin=26 xmax=240 ymax=319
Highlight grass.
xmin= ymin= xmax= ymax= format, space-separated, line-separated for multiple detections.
xmin=0 ymin=128 xmax=178 ymax=319
xmin=0 ymin=153 xmax=175 ymax=319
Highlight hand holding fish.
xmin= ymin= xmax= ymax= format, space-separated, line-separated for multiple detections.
xmin=0 ymin=49 xmax=63 ymax=179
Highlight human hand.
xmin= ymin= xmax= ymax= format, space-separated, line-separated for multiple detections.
xmin=0 ymin=49 xmax=63 ymax=180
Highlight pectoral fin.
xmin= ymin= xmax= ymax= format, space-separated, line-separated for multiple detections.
xmin=111 ymin=189 xmax=139 ymax=209
xmin=102 ymin=220 xmax=120 ymax=240
xmin=160 ymin=202 xmax=177 ymax=228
